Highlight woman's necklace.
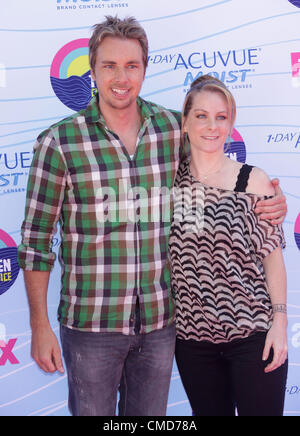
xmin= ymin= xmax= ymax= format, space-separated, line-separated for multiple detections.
xmin=190 ymin=158 xmax=226 ymax=182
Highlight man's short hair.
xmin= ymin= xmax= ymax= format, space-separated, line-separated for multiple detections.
xmin=89 ymin=15 xmax=149 ymax=73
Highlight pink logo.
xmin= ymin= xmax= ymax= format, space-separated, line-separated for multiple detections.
xmin=291 ymin=52 xmax=300 ymax=78
xmin=0 ymin=338 xmax=19 ymax=366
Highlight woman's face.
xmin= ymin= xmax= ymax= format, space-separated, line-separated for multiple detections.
xmin=183 ymin=90 xmax=232 ymax=155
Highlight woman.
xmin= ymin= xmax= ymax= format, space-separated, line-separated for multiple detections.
xmin=169 ymin=75 xmax=288 ymax=416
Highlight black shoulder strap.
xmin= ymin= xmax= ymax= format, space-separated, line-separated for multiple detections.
xmin=234 ymin=164 xmax=254 ymax=192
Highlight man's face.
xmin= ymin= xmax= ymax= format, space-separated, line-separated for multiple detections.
xmin=91 ymin=36 xmax=146 ymax=114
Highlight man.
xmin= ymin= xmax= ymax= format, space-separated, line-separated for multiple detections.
xmin=18 ymin=16 xmax=287 ymax=416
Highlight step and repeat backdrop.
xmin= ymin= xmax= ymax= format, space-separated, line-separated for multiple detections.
xmin=0 ymin=0 xmax=300 ymax=416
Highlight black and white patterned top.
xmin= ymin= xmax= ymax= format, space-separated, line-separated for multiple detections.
xmin=169 ymin=159 xmax=286 ymax=343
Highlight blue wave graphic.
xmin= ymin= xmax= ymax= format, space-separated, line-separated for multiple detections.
xmin=236 ymin=124 xmax=300 ymax=128
xmin=284 ymin=192 xmax=300 ymax=200
xmin=0 ymin=139 xmax=34 ymax=151
xmin=0 ymin=116 xmax=69 ymax=127
xmin=6 ymin=65 xmax=50 ymax=71
xmin=289 ymin=0 xmax=300 ymax=8
xmin=50 ymin=71 xmax=92 ymax=112
xmin=0 ymin=126 xmax=48 ymax=139
xmin=0 ymin=96 xmax=55 ymax=103
xmin=238 ymin=105 xmax=300 ymax=109
xmin=0 ymin=26 xmax=91 ymax=33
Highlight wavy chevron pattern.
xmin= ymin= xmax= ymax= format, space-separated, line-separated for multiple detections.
xmin=169 ymin=160 xmax=285 ymax=343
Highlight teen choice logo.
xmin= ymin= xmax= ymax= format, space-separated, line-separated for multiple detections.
xmin=0 ymin=229 xmax=20 ymax=296
xmin=50 ymin=38 xmax=96 ymax=112
xmin=295 ymin=214 xmax=300 ymax=250
xmin=225 ymin=128 xmax=247 ymax=163
xmin=288 ymin=0 xmax=300 ymax=7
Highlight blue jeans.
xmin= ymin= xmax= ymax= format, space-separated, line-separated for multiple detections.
xmin=60 ymin=323 xmax=176 ymax=416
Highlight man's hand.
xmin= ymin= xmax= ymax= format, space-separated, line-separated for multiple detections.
xmin=31 ymin=325 xmax=64 ymax=374
xmin=23 ymin=270 xmax=64 ymax=374
xmin=255 ymin=178 xmax=287 ymax=225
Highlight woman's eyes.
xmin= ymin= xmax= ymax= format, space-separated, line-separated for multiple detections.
xmin=196 ymin=114 xmax=227 ymax=120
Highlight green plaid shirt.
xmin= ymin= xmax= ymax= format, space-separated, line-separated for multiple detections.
xmin=18 ymin=95 xmax=182 ymax=334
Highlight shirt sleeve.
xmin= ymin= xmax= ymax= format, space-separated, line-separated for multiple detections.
xmin=18 ymin=129 xmax=67 ymax=271
xmin=248 ymin=197 xmax=286 ymax=262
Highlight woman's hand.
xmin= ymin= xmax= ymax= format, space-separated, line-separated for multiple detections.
xmin=255 ymin=179 xmax=287 ymax=225
xmin=262 ymin=317 xmax=288 ymax=373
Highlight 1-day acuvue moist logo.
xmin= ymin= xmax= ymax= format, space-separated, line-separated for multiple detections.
xmin=50 ymin=38 xmax=96 ymax=111
xmin=0 ymin=229 xmax=19 ymax=296
xmin=169 ymin=48 xmax=261 ymax=91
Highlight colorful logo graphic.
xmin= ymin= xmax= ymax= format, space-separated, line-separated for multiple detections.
xmin=291 ymin=52 xmax=300 ymax=78
xmin=50 ymin=38 xmax=96 ymax=112
xmin=295 ymin=214 xmax=300 ymax=250
xmin=0 ymin=339 xmax=19 ymax=366
xmin=226 ymin=128 xmax=247 ymax=163
xmin=0 ymin=323 xmax=19 ymax=366
xmin=0 ymin=229 xmax=20 ymax=296
xmin=288 ymin=0 xmax=300 ymax=7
